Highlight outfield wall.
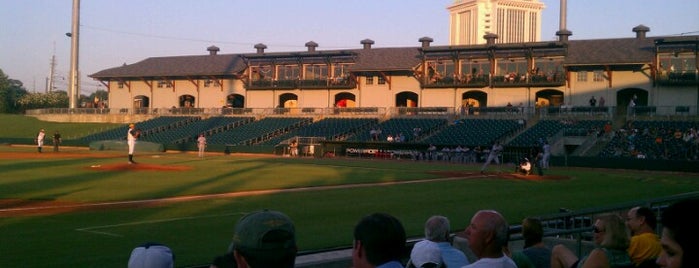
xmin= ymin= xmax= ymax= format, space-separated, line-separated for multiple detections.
xmin=320 ymin=141 xmax=699 ymax=173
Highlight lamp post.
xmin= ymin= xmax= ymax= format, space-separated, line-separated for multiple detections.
xmin=67 ymin=0 xmax=80 ymax=109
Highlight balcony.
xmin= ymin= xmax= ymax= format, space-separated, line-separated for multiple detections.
xmin=656 ymin=71 xmax=698 ymax=86
xmin=492 ymin=72 xmax=565 ymax=87
xmin=246 ymin=77 xmax=356 ymax=90
xmin=422 ymin=74 xmax=490 ymax=88
xmin=422 ymin=72 xmax=565 ymax=88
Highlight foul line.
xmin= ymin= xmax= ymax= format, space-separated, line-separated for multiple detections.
xmin=0 ymin=173 xmax=489 ymax=215
xmin=75 ymin=212 xmax=246 ymax=237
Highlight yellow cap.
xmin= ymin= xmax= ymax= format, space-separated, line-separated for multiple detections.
xmin=129 ymin=124 xmax=135 ymax=127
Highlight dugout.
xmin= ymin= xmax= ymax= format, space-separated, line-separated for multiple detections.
xmin=274 ymin=137 xmax=326 ymax=157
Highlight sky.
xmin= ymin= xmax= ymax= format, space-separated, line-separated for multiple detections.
xmin=1 ymin=0 xmax=697 ymax=94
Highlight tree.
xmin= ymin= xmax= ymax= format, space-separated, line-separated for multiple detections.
xmin=0 ymin=68 xmax=28 ymax=113
xmin=89 ymin=90 xmax=108 ymax=101
xmin=17 ymin=91 xmax=69 ymax=110
xmin=88 ymin=89 xmax=109 ymax=108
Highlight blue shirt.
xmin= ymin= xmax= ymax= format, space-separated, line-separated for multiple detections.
xmin=436 ymin=241 xmax=470 ymax=267
xmin=377 ymin=260 xmax=405 ymax=268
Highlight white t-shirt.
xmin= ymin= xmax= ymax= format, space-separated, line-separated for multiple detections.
xmin=463 ymin=256 xmax=517 ymax=268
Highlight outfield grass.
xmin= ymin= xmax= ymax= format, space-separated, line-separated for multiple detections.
xmin=0 ymin=114 xmax=122 ymax=141
xmin=0 ymin=144 xmax=697 ymax=268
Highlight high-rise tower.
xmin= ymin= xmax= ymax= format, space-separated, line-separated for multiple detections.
xmin=448 ymin=0 xmax=545 ymax=45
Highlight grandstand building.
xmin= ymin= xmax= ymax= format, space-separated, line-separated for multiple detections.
xmin=89 ymin=27 xmax=698 ymax=117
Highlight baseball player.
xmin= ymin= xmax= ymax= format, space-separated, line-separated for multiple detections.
xmin=36 ymin=129 xmax=46 ymax=153
xmin=480 ymin=141 xmax=503 ymax=173
xmin=542 ymin=141 xmax=551 ymax=169
xmin=197 ymin=133 xmax=207 ymax=158
xmin=517 ymin=157 xmax=532 ymax=175
xmin=127 ymin=123 xmax=138 ymax=164
xmin=52 ymin=130 xmax=62 ymax=152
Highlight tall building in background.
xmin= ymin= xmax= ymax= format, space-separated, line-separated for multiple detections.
xmin=448 ymin=0 xmax=545 ymax=45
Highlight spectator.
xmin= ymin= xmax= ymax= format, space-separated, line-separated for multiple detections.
xmin=452 ymin=234 xmax=478 ymax=264
xmin=413 ymin=127 xmax=422 ymax=139
xmin=628 ymin=96 xmax=637 ymax=117
xmin=209 ymin=252 xmax=235 ymax=268
xmin=604 ymin=122 xmax=613 ymax=135
xmin=411 ymin=215 xmax=470 ymax=268
xmin=352 ymin=212 xmax=406 ymax=268
xmin=128 ymin=242 xmax=174 ymax=268
xmin=625 ymin=206 xmax=661 ymax=267
xmin=589 ymin=96 xmax=597 ymax=107
xmin=408 ymin=240 xmax=442 ymax=268
xmin=511 ymin=217 xmax=551 ymax=268
xmin=551 ymin=213 xmax=632 ymax=268
xmin=231 ymin=210 xmax=297 ymax=268
xmin=656 ymin=198 xmax=699 ymax=268
xmin=460 ymin=210 xmax=516 ymax=268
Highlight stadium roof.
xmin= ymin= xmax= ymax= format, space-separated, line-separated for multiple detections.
xmin=89 ymin=35 xmax=696 ymax=80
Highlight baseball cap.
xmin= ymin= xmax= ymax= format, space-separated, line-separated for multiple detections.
xmin=232 ymin=210 xmax=296 ymax=258
xmin=410 ymin=240 xmax=442 ymax=268
xmin=128 ymin=242 xmax=174 ymax=268
xmin=129 ymin=123 xmax=135 ymax=127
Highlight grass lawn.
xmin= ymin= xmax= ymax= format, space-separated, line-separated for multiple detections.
xmin=0 ymin=114 xmax=122 ymax=140
xmin=0 ymin=145 xmax=697 ymax=267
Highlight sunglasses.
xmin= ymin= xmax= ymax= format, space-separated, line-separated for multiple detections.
xmin=593 ymin=226 xmax=605 ymax=233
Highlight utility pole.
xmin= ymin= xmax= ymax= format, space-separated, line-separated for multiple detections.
xmin=67 ymin=0 xmax=80 ymax=108
xmin=48 ymin=43 xmax=56 ymax=93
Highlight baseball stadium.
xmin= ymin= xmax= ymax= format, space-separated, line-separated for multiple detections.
xmin=2 ymin=0 xmax=699 ymax=267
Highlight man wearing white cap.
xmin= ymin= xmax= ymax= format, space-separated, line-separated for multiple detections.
xmin=409 ymin=240 xmax=442 ymax=268
xmin=412 ymin=215 xmax=470 ymax=268
xmin=128 ymin=242 xmax=174 ymax=268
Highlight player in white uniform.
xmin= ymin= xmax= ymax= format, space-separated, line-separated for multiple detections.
xmin=480 ymin=141 xmax=503 ymax=173
xmin=36 ymin=129 xmax=46 ymax=153
xmin=127 ymin=124 xmax=138 ymax=164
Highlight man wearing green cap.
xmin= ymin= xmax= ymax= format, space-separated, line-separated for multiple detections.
xmin=231 ymin=209 xmax=297 ymax=268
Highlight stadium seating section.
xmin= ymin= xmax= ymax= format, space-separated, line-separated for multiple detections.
xmin=78 ymin=115 xmax=697 ymax=160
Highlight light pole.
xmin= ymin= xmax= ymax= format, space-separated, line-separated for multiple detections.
xmin=67 ymin=0 xmax=80 ymax=109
